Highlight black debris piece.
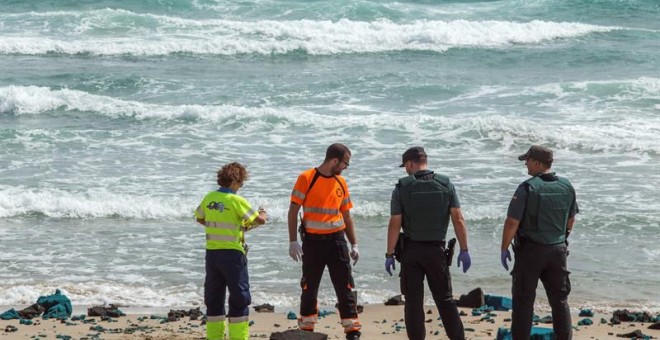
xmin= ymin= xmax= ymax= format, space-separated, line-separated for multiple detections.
xmin=384 ymin=295 xmax=405 ymax=306
xmin=270 ymin=329 xmax=328 ymax=340
xmin=18 ymin=304 xmax=45 ymax=320
xmin=456 ymin=288 xmax=485 ymax=308
xmin=254 ymin=304 xmax=275 ymax=313
xmin=87 ymin=305 xmax=125 ymax=318
xmin=616 ymin=329 xmax=650 ymax=338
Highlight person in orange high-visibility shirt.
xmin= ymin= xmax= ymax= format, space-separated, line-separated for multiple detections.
xmin=287 ymin=143 xmax=361 ymax=340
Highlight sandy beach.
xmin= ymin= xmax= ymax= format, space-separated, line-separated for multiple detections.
xmin=2 ymin=303 xmax=659 ymax=339
xmin=3 ymin=0 xmax=660 ymax=337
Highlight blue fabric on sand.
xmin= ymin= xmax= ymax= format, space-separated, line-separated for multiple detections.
xmin=37 ymin=289 xmax=72 ymax=320
xmin=497 ymin=326 xmax=554 ymax=340
xmin=485 ymin=294 xmax=513 ymax=311
xmin=0 ymin=308 xmax=20 ymax=320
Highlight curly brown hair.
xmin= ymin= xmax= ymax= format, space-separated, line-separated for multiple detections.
xmin=217 ymin=162 xmax=249 ymax=187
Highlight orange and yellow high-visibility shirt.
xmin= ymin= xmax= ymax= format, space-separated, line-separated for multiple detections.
xmin=291 ymin=168 xmax=353 ymax=235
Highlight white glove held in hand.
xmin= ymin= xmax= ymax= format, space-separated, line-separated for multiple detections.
xmin=350 ymin=244 xmax=359 ymax=265
xmin=289 ymin=241 xmax=303 ymax=262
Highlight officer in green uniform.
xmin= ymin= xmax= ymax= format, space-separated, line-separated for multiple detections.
xmin=500 ymin=145 xmax=579 ymax=340
xmin=385 ymin=146 xmax=471 ymax=340
xmin=195 ymin=162 xmax=267 ymax=340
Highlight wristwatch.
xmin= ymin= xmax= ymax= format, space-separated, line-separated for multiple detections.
xmin=385 ymin=253 xmax=394 ymax=258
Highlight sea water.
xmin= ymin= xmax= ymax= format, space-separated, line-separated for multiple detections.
xmin=1 ymin=0 xmax=659 ymax=312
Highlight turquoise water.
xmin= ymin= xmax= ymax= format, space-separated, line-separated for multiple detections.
xmin=1 ymin=0 xmax=659 ymax=311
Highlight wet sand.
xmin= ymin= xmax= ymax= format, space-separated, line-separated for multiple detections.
xmin=2 ymin=304 xmax=659 ymax=339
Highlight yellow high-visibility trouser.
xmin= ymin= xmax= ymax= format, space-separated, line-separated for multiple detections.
xmin=206 ymin=316 xmax=226 ymax=340
xmin=228 ymin=319 xmax=249 ymax=340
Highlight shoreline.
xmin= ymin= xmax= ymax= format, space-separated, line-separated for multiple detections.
xmin=2 ymin=304 xmax=659 ymax=339
xmin=4 ymin=300 xmax=660 ymax=317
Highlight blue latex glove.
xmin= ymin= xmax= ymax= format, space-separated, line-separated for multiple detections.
xmin=501 ymin=249 xmax=512 ymax=271
xmin=385 ymin=257 xmax=396 ymax=276
xmin=457 ymin=250 xmax=471 ymax=273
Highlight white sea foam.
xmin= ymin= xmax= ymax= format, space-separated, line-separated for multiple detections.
xmin=0 ymin=10 xmax=624 ymax=56
xmin=5 ymin=282 xmax=658 ymax=312
xmin=0 ymin=284 xmax=202 ymax=308
xmin=0 ymin=85 xmax=312 ymax=123
xmin=0 ymin=186 xmax=195 ymax=219
xmin=0 ymin=283 xmax=405 ymax=309
xmin=2 ymin=83 xmax=659 ymax=156
xmin=0 ymin=184 xmax=511 ymax=221
xmin=7 ymin=182 xmax=652 ymax=226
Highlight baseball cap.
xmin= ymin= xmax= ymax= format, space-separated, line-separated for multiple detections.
xmin=399 ymin=146 xmax=427 ymax=167
xmin=518 ymin=145 xmax=553 ymax=165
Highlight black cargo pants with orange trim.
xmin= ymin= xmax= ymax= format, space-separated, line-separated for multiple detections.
xmin=298 ymin=231 xmax=359 ymax=332
xmin=511 ymin=240 xmax=572 ymax=340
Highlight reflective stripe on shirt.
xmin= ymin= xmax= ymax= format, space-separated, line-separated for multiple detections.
xmin=206 ymin=234 xmax=238 ymax=242
xmin=243 ymin=209 xmax=257 ymax=221
xmin=291 ymin=189 xmax=305 ymax=200
xmin=304 ymin=206 xmax=340 ymax=215
xmin=205 ymin=221 xmax=239 ymax=229
xmin=305 ymin=219 xmax=345 ymax=231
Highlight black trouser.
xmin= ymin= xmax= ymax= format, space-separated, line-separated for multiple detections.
xmin=400 ymin=240 xmax=464 ymax=340
xmin=511 ymin=240 xmax=572 ymax=340
xmin=300 ymin=233 xmax=358 ymax=321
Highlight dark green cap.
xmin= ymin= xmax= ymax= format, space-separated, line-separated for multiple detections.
xmin=518 ymin=145 xmax=553 ymax=165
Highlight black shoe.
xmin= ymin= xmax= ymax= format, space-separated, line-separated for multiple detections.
xmin=346 ymin=331 xmax=361 ymax=340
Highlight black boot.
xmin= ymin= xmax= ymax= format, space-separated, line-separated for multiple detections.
xmin=346 ymin=331 xmax=361 ymax=339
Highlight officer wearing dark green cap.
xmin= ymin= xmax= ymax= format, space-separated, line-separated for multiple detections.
xmin=500 ymin=145 xmax=579 ymax=340
xmin=385 ymin=146 xmax=470 ymax=340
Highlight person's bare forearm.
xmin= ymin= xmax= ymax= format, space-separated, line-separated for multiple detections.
xmin=450 ymin=208 xmax=468 ymax=250
xmin=287 ymin=203 xmax=301 ymax=242
xmin=567 ymin=217 xmax=575 ymax=233
xmin=342 ymin=211 xmax=357 ymax=245
xmin=453 ymin=221 xmax=469 ymax=251
xmin=501 ymin=217 xmax=520 ymax=250
xmin=386 ymin=216 xmax=401 ymax=255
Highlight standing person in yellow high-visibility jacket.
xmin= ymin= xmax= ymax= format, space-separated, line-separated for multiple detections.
xmin=195 ymin=162 xmax=267 ymax=340
xmin=287 ymin=143 xmax=362 ymax=340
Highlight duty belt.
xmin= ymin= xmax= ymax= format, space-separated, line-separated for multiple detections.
xmin=405 ymin=239 xmax=446 ymax=248
xmin=303 ymin=231 xmax=346 ymax=241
